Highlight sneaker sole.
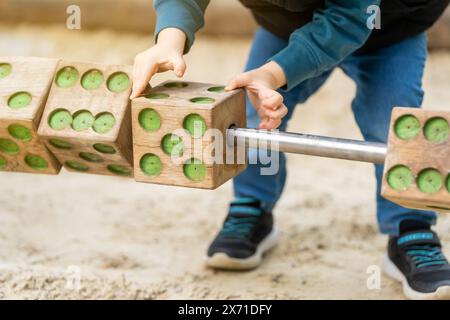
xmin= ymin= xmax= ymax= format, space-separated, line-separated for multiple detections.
xmin=383 ymin=254 xmax=450 ymax=300
xmin=205 ymin=228 xmax=278 ymax=270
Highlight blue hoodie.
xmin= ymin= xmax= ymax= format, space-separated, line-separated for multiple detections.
xmin=153 ymin=0 xmax=380 ymax=90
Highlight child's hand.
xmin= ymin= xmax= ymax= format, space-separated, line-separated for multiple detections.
xmin=226 ymin=61 xmax=288 ymax=130
xmin=131 ymin=28 xmax=187 ymax=99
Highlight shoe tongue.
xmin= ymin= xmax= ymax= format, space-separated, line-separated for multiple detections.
xmin=229 ymin=197 xmax=264 ymax=217
xmin=231 ymin=197 xmax=261 ymax=207
xmin=229 ymin=205 xmax=263 ymax=217
xmin=397 ymin=230 xmax=441 ymax=249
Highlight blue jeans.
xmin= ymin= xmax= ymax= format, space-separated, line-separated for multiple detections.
xmin=233 ymin=28 xmax=437 ymax=236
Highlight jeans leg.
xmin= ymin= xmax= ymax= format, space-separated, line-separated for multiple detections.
xmin=233 ymin=28 xmax=333 ymax=212
xmin=340 ymin=33 xmax=437 ymax=235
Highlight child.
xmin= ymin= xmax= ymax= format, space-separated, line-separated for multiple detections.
xmin=131 ymin=0 xmax=450 ymax=300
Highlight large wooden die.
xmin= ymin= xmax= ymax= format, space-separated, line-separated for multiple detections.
xmin=0 ymin=57 xmax=61 ymax=174
xmin=382 ymin=107 xmax=450 ymax=212
xmin=37 ymin=60 xmax=133 ymax=177
xmin=131 ymin=81 xmax=247 ymax=189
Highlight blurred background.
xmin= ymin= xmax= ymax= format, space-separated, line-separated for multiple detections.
xmin=0 ymin=0 xmax=449 ymax=299
xmin=0 ymin=0 xmax=449 ymax=48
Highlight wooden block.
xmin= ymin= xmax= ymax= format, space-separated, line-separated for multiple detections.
xmin=37 ymin=60 xmax=133 ymax=178
xmin=131 ymin=81 xmax=247 ymax=189
xmin=0 ymin=56 xmax=61 ymax=174
xmin=382 ymin=107 xmax=450 ymax=212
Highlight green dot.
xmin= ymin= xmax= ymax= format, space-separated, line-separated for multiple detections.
xmin=0 ymin=63 xmax=12 ymax=79
xmin=423 ymin=117 xmax=449 ymax=143
xmin=145 ymin=92 xmax=169 ymax=99
xmin=140 ymin=153 xmax=162 ymax=176
xmin=446 ymin=175 xmax=450 ymax=193
xmin=138 ymin=108 xmax=161 ymax=132
xmin=0 ymin=138 xmax=20 ymax=155
xmin=107 ymin=72 xmax=130 ymax=93
xmin=190 ymin=97 xmax=215 ymax=104
xmin=107 ymin=164 xmax=131 ymax=176
xmin=207 ymin=86 xmax=226 ymax=93
xmin=394 ymin=115 xmax=420 ymax=140
xmin=417 ymin=169 xmax=443 ymax=194
xmin=93 ymin=113 xmax=116 ymax=134
xmin=55 ymin=66 xmax=79 ymax=88
xmin=65 ymin=160 xmax=89 ymax=172
xmin=72 ymin=110 xmax=95 ymax=131
xmin=161 ymin=134 xmax=184 ymax=157
xmin=48 ymin=109 xmax=73 ymax=130
xmin=49 ymin=138 xmax=72 ymax=150
xmin=183 ymin=113 xmax=206 ymax=138
xmin=25 ymin=154 xmax=48 ymax=170
xmin=8 ymin=92 xmax=32 ymax=109
xmin=93 ymin=143 xmax=116 ymax=154
xmin=79 ymin=152 xmax=103 ymax=163
xmin=387 ymin=165 xmax=413 ymax=191
xmin=164 ymin=82 xmax=188 ymax=89
xmin=0 ymin=155 xmax=7 ymax=170
xmin=183 ymin=158 xmax=206 ymax=182
xmin=8 ymin=124 xmax=32 ymax=142
xmin=81 ymin=69 xmax=104 ymax=90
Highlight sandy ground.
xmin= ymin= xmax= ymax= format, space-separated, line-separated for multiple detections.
xmin=0 ymin=24 xmax=449 ymax=300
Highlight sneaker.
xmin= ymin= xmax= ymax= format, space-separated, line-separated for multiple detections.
xmin=384 ymin=228 xmax=450 ymax=300
xmin=206 ymin=197 xmax=277 ymax=270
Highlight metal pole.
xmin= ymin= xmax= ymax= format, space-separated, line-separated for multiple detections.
xmin=227 ymin=127 xmax=387 ymax=164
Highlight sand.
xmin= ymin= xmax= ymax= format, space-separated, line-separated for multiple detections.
xmin=0 ymin=23 xmax=449 ymax=300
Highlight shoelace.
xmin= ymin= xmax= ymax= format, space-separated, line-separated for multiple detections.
xmin=220 ymin=204 xmax=262 ymax=239
xmin=405 ymin=244 xmax=449 ymax=268
xmin=220 ymin=216 xmax=259 ymax=239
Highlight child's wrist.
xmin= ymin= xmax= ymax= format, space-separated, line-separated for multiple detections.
xmin=258 ymin=61 xmax=287 ymax=90
xmin=157 ymin=28 xmax=186 ymax=54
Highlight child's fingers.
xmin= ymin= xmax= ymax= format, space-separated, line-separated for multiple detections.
xmin=172 ymin=56 xmax=186 ymax=78
xmin=260 ymin=89 xmax=283 ymax=110
xmin=131 ymin=62 xmax=157 ymax=99
xmin=264 ymin=103 xmax=288 ymax=119
xmin=262 ymin=118 xmax=282 ymax=130
xmin=225 ymin=73 xmax=251 ymax=91
xmin=258 ymin=118 xmax=270 ymax=130
xmin=255 ymin=105 xmax=268 ymax=120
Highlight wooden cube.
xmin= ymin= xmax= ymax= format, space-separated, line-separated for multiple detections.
xmin=131 ymin=81 xmax=247 ymax=189
xmin=382 ymin=107 xmax=450 ymax=212
xmin=37 ymin=60 xmax=133 ymax=177
xmin=0 ymin=56 xmax=61 ymax=174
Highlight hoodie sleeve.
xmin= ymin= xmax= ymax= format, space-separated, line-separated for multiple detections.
xmin=153 ymin=0 xmax=210 ymax=53
xmin=270 ymin=0 xmax=381 ymax=91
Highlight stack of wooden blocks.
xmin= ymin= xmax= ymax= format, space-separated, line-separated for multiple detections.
xmin=0 ymin=56 xmax=247 ymax=189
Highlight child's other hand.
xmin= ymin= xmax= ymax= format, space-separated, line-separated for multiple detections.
xmin=225 ymin=61 xmax=288 ymax=130
xmin=131 ymin=28 xmax=187 ymax=99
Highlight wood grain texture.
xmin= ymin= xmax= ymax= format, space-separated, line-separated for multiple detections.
xmin=0 ymin=56 xmax=61 ymax=174
xmin=0 ymin=119 xmax=60 ymax=174
xmin=43 ymin=136 xmax=133 ymax=177
xmin=132 ymin=81 xmax=247 ymax=189
xmin=0 ymin=56 xmax=59 ymax=123
xmin=37 ymin=60 xmax=133 ymax=177
xmin=382 ymin=107 xmax=450 ymax=213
